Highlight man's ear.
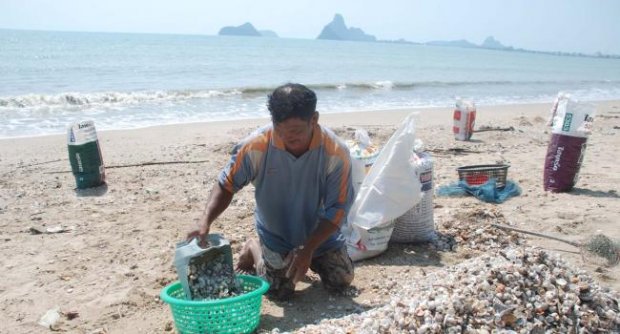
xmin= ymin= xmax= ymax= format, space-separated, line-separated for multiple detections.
xmin=311 ymin=111 xmax=319 ymax=125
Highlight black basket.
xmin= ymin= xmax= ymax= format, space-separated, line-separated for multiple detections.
xmin=457 ymin=164 xmax=510 ymax=188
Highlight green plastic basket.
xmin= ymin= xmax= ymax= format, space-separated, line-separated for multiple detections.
xmin=160 ymin=275 xmax=269 ymax=334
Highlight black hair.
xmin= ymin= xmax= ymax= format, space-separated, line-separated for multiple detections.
xmin=267 ymin=83 xmax=317 ymax=124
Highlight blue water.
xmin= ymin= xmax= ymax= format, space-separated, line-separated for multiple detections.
xmin=2 ymin=29 xmax=620 ymax=138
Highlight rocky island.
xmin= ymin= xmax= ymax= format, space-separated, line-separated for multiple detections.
xmin=317 ymin=14 xmax=376 ymax=42
xmin=218 ymin=22 xmax=262 ymax=37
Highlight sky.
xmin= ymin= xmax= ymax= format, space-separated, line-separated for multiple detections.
xmin=1 ymin=0 xmax=620 ymax=55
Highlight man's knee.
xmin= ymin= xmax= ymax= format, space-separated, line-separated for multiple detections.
xmin=324 ymin=269 xmax=354 ymax=289
xmin=311 ymin=246 xmax=355 ymax=289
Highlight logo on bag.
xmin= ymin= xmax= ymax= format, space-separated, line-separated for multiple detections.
xmin=552 ymin=146 xmax=564 ymax=171
xmin=76 ymin=153 xmax=83 ymax=172
xmin=562 ymin=113 xmax=573 ymax=132
xmin=420 ymin=171 xmax=433 ymax=191
xmin=420 ymin=171 xmax=432 ymax=183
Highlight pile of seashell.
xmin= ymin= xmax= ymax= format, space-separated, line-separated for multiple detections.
xmin=288 ymin=246 xmax=620 ymax=333
xmin=188 ymin=254 xmax=240 ymax=300
xmin=429 ymin=207 xmax=524 ymax=253
xmin=431 ymin=221 xmax=524 ymax=253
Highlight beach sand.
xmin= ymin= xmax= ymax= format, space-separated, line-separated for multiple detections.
xmin=1 ymin=101 xmax=619 ymax=333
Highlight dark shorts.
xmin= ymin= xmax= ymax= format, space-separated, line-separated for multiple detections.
xmin=256 ymin=243 xmax=354 ymax=300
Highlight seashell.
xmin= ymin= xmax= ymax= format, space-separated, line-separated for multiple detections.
xmin=443 ymin=315 xmax=457 ymax=327
xmin=501 ymin=311 xmax=518 ymax=327
xmin=542 ymin=280 xmax=555 ymax=290
xmin=414 ymin=307 xmax=425 ymax=318
xmin=360 ymin=317 xmax=373 ymax=328
xmin=544 ymin=290 xmax=557 ymax=303
xmin=579 ymin=291 xmax=594 ymax=302
xmin=534 ymin=302 xmax=548 ymax=314
xmin=545 ymin=314 xmax=556 ymax=324
xmin=560 ymin=305 xmax=572 ymax=315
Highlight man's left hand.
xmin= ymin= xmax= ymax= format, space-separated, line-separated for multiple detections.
xmin=285 ymin=246 xmax=312 ymax=284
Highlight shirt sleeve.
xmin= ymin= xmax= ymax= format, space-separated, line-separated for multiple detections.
xmin=218 ymin=142 xmax=260 ymax=193
xmin=320 ymin=147 xmax=355 ymax=227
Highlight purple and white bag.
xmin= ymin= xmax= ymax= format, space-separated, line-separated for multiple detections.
xmin=543 ymin=94 xmax=595 ymax=192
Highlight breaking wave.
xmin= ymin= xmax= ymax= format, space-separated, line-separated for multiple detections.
xmin=5 ymin=79 xmax=616 ymax=110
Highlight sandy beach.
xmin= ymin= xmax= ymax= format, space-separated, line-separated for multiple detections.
xmin=1 ymin=101 xmax=619 ymax=333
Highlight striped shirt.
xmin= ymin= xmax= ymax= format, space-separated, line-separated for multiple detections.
xmin=218 ymin=123 xmax=355 ymax=255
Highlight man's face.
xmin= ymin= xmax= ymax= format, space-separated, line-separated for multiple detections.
xmin=274 ymin=113 xmax=318 ymax=157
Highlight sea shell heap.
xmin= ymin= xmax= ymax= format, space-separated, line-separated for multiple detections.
xmin=187 ymin=253 xmax=240 ymax=301
xmin=287 ymin=247 xmax=620 ymax=333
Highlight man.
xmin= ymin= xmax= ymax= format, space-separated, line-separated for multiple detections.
xmin=187 ymin=83 xmax=355 ymax=299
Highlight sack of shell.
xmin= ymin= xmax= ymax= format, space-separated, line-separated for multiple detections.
xmin=174 ymin=234 xmax=240 ymax=300
xmin=543 ymin=94 xmax=595 ymax=192
xmin=391 ymin=151 xmax=435 ymax=243
xmin=344 ymin=114 xmax=422 ymax=261
xmin=67 ymin=120 xmax=106 ymax=189
xmin=346 ymin=128 xmax=380 ymax=194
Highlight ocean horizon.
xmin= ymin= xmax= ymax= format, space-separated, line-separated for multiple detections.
xmin=2 ymin=29 xmax=620 ymax=139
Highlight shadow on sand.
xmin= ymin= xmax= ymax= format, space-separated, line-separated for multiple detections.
xmin=260 ymin=281 xmax=367 ymax=332
xmin=568 ymin=187 xmax=620 ymax=199
xmin=74 ymin=183 xmax=108 ymax=197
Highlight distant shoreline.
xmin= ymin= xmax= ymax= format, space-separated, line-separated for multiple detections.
xmin=2 ymin=28 xmax=617 ymax=59
xmin=378 ymin=39 xmax=620 ymax=60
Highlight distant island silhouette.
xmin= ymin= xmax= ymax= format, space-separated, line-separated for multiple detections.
xmin=217 ymin=15 xmax=618 ymax=59
xmin=218 ymin=22 xmax=278 ymax=37
xmin=316 ymin=14 xmax=376 ymax=42
xmin=259 ymin=30 xmax=278 ymax=38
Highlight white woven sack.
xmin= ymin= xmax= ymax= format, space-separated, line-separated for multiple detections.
xmin=391 ymin=151 xmax=435 ymax=243
xmin=344 ymin=113 xmax=422 ymax=261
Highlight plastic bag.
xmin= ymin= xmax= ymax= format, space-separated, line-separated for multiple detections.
xmin=354 ymin=128 xmax=371 ymax=146
xmin=436 ymin=179 xmax=521 ymax=203
xmin=453 ymin=98 xmax=476 ymax=141
xmin=344 ymin=113 xmax=422 ymax=261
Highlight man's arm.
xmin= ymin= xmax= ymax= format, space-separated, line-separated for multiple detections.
xmin=286 ymin=219 xmax=338 ymax=283
xmin=188 ymin=133 xmax=262 ymax=243
xmin=187 ymin=182 xmax=233 ymax=243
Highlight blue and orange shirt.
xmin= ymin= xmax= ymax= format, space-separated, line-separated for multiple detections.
xmin=218 ymin=123 xmax=355 ymax=256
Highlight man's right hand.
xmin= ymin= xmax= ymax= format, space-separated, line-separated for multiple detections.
xmin=186 ymin=214 xmax=210 ymax=247
xmin=187 ymin=182 xmax=234 ymax=247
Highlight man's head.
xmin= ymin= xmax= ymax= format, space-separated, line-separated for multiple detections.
xmin=268 ymin=83 xmax=319 ymax=156
xmin=268 ymin=83 xmax=317 ymax=123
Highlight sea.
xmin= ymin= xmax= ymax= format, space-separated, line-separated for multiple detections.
xmin=2 ymin=29 xmax=620 ymax=139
